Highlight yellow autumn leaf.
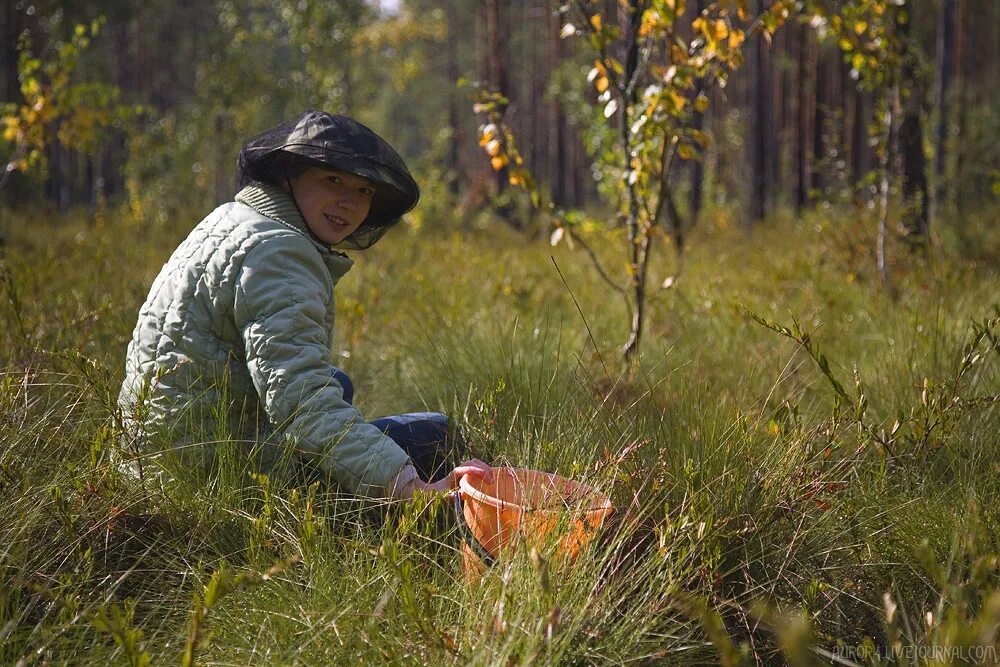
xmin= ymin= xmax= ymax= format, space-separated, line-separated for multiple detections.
xmin=639 ymin=11 xmax=656 ymax=37
xmin=691 ymin=17 xmax=706 ymax=37
xmin=478 ymin=126 xmax=496 ymax=147
xmin=590 ymin=14 xmax=602 ymax=31
xmin=854 ymin=20 xmax=868 ymax=35
xmin=22 ymin=78 xmax=41 ymax=99
xmin=2 ymin=114 xmax=19 ymax=139
xmin=588 ymin=61 xmax=607 ymax=83
xmin=770 ymin=1 xmax=788 ymax=25
xmin=667 ymin=89 xmax=687 ymax=114
xmin=728 ymin=29 xmax=745 ymax=50
xmin=491 ymin=155 xmax=508 ymax=171
xmin=677 ymin=144 xmax=695 ymax=160
xmin=595 ymin=75 xmax=609 ymax=93
xmin=695 ymin=94 xmax=709 ymax=113
xmin=707 ymin=19 xmax=728 ymax=42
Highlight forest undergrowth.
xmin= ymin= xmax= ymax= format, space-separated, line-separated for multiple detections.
xmin=1 ymin=201 xmax=998 ymax=665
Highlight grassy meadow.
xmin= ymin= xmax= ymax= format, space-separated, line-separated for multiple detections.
xmin=1 ymin=200 xmax=999 ymax=665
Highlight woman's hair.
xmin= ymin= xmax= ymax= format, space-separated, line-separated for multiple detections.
xmin=234 ymin=110 xmax=419 ymax=250
xmin=235 ymin=150 xmax=312 ymax=190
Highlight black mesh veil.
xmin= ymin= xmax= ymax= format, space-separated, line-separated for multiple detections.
xmin=235 ymin=110 xmax=420 ymax=250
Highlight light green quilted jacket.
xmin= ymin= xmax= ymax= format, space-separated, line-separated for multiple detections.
xmin=118 ymin=182 xmax=414 ymax=497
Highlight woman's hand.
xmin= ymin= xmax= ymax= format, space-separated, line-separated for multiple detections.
xmin=426 ymin=458 xmax=493 ymax=494
xmin=398 ymin=459 xmax=493 ymax=499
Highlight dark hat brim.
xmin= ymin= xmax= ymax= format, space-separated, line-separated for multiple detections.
xmin=236 ymin=111 xmax=420 ymax=248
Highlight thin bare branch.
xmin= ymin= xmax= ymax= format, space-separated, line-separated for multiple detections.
xmin=559 ymin=221 xmax=627 ymax=295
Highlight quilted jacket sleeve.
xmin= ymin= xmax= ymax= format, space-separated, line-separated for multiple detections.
xmin=233 ymin=232 xmax=413 ymax=497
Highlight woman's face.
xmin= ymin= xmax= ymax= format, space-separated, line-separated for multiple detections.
xmin=286 ymin=167 xmax=376 ymax=245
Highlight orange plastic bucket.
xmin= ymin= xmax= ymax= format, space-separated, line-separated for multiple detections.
xmin=455 ymin=467 xmax=613 ymax=576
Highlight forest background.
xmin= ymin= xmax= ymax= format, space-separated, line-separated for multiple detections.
xmin=1 ymin=0 xmax=999 ymax=664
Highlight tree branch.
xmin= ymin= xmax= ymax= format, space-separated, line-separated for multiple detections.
xmin=558 ymin=220 xmax=627 ymax=295
xmin=623 ymin=1 xmax=653 ymax=100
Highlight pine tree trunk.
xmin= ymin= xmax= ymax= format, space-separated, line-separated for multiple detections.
xmin=748 ymin=0 xmax=769 ymax=223
xmin=548 ymin=3 xmax=567 ymax=206
xmin=954 ymin=0 xmax=966 ymax=222
xmin=2 ymin=2 xmax=18 ymax=103
xmin=895 ymin=0 xmax=930 ymax=248
xmin=689 ymin=105 xmax=705 ymax=231
xmin=484 ymin=0 xmax=509 ymax=197
xmin=851 ymin=90 xmax=873 ymax=199
xmin=689 ymin=0 xmax=707 ymax=228
xmin=812 ymin=48 xmax=827 ymax=198
xmin=877 ymin=87 xmax=897 ymax=289
xmin=445 ymin=2 xmax=462 ymax=196
xmin=796 ymin=22 xmax=812 ymax=211
xmin=931 ymin=0 xmax=956 ymax=226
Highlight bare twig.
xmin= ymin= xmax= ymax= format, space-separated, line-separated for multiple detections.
xmin=552 ymin=256 xmax=612 ymax=379
xmin=560 ymin=222 xmax=627 ymax=295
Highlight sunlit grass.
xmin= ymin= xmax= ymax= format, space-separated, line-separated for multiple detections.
xmin=1 ymin=200 xmax=998 ymax=664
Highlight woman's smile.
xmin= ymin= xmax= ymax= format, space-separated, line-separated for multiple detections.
xmin=286 ymin=167 xmax=376 ymax=244
xmin=324 ymin=212 xmax=352 ymax=227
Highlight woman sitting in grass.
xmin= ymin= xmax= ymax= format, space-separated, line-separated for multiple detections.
xmin=118 ymin=109 xmax=490 ymax=499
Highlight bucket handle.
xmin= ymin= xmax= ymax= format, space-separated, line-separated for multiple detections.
xmin=453 ymin=492 xmax=497 ymax=568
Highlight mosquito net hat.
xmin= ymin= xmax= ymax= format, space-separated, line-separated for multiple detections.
xmin=236 ymin=110 xmax=420 ymax=249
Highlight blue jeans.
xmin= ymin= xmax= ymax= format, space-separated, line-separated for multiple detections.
xmin=332 ymin=369 xmax=460 ymax=483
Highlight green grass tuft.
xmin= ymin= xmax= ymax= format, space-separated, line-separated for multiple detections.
xmin=1 ymin=202 xmax=998 ymax=664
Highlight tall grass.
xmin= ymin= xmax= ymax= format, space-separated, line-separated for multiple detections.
xmin=1 ymin=201 xmax=998 ymax=664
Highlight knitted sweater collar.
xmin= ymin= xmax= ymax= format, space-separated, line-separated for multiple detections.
xmin=235 ymin=181 xmax=354 ymax=279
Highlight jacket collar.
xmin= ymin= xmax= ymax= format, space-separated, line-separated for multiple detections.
xmin=235 ymin=181 xmax=354 ymax=281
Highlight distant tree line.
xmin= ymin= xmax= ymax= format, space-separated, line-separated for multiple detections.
xmin=1 ymin=0 xmax=998 ymax=236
